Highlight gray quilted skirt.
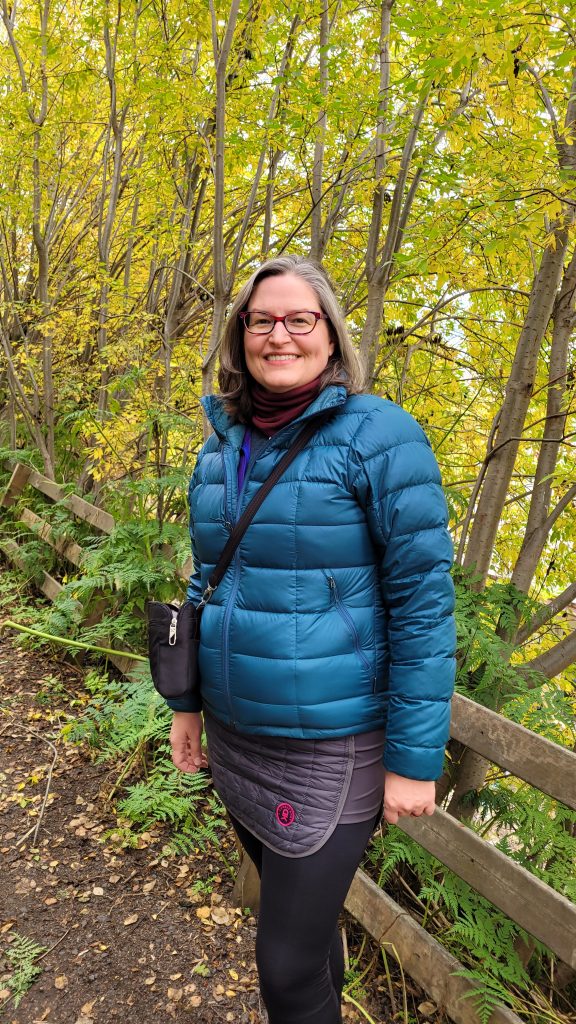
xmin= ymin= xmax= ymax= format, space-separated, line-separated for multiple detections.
xmin=204 ymin=712 xmax=385 ymax=857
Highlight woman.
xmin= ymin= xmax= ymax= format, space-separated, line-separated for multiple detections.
xmin=167 ymin=255 xmax=455 ymax=1024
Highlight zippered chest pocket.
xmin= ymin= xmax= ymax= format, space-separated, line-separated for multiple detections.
xmin=323 ymin=571 xmax=376 ymax=688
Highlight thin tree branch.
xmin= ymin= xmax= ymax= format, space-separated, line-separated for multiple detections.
xmin=516 ymin=582 xmax=576 ymax=646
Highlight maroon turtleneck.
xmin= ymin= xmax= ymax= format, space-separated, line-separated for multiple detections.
xmin=250 ymin=376 xmax=323 ymax=435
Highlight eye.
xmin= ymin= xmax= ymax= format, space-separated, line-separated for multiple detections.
xmin=287 ymin=313 xmax=315 ymax=327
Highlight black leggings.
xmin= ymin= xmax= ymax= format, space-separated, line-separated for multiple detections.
xmin=229 ymin=811 xmax=379 ymax=1024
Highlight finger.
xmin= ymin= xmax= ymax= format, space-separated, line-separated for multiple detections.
xmin=172 ymin=742 xmax=202 ymax=773
xmin=383 ymin=807 xmax=399 ymax=825
xmin=173 ymin=754 xmax=197 ymax=773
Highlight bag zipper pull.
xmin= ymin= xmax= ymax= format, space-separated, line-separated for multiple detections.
xmin=169 ymin=610 xmax=178 ymax=646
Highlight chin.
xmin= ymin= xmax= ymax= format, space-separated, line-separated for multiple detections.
xmin=260 ymin=374 xmax=303 ymax=392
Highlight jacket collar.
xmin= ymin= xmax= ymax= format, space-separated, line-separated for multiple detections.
xmin=201 ymin=385 xmax=348 ymax=448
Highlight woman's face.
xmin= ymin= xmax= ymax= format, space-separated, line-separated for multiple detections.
xmin=243 ymin=273 xmax=334 ymax=393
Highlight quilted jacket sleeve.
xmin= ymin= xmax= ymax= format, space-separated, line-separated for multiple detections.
xmin=164 ymin=464 xmax=203 ymax=714
xmin=349 ymin=405 xmax=456 ymax=780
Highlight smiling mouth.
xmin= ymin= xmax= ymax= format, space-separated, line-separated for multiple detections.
xmin=264 ymin=354 xmax=300 ymax=362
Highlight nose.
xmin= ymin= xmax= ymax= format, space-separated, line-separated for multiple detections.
xmin=268 ymin=318 xmax=292 ymax=342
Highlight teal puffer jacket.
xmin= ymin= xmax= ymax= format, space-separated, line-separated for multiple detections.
xmin=168 ymin=386 xmax=456 ymax=781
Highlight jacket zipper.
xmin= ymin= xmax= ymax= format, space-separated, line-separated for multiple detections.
xmin=221 ymin=551 xmax=241 ymax=725
xmin=220 ymin=447 xmax=240 ymax=725
xmin=324 ymin=572 xmax=377 ymax=690
xmin=220 ymin=438 xmax=257 ymax=727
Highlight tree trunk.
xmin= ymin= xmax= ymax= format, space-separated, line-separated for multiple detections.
xmin=510 ymin=245 xmax=576 ymax=595
xmin=309 ymin=0 xmax=329 ymax=260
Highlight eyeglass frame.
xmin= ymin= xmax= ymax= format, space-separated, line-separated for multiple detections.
xmin=238 ymin=310 xmax=329 ymax=335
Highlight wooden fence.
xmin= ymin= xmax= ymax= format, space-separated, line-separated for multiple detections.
xmin=1 ymin=462 xmax=575 ymax=1024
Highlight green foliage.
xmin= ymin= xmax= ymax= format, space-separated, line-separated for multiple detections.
xmin=3 ymin=933 xmax=47 ymax=1008
xmin=476 ymin=784 xmax=576 ymax=900
xmin=366 ymin=823 xmax=569 ymax=1019
xmin=62 ymin=669 xmax=227 ymax=858
xmin=3 ymin=468 xmax=192 ymax=659
xmin=453 ymin=969 xmax=525 ymax=1024
xmin=454 ymin=567 xmax=541 ymax=709
xmin=62 ymin=669 xmax=165 ymax=756
xmin=165 ymin=793 xmax=228 ymax=857
xmin=118 ymin=758 xmax=209 ymax=826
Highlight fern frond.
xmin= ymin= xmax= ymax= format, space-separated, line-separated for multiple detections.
xmin=5 ymin=933 xmax=47 ymax=1008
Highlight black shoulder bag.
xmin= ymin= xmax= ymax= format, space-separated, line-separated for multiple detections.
xmin=147 ymin=414 xmax=328 ymax=701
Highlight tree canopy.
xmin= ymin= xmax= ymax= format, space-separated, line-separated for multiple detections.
xmin=1 ymin=0 xmax=575 ymax=797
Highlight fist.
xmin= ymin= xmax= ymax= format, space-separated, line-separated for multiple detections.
xmin=383 ymin=771 xmax=436 ymax=825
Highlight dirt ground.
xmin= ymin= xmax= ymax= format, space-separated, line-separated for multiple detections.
xmin=0 ymin=634 xmax=270 ymax=1023
xmin=0 ymin=620 xmax=413 ymax=1024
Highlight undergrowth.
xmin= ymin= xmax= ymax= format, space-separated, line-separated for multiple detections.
xmin=62 ymin=669 xmax=229 ymax=859
xmin=1 ymin=933 xmax=47 ymax=1009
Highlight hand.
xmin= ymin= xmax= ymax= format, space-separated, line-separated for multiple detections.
xmin=383 ymin=771 xmax=436 ymax=825
xmin=170 ymin=712 xmax=209 ymax=773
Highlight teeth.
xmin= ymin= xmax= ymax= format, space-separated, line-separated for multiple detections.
xmin=265 ymin=355 xmax=299 ymax=361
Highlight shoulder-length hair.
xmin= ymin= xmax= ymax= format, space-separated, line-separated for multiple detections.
xmin=218 ymin=255 xmax=364 ymax=423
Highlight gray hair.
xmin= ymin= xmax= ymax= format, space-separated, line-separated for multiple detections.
xmin=218 ymin=255 xmax=364 ymax=423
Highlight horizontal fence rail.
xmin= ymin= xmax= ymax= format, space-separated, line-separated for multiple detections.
xmin=400 ymin=808 xmax=576 ymax=968
xmin=1 ymin=460 xmax=575 ymax=1024
xmin=451 ymin=693 xmax=576 ymax=810
xmin=345 ymin=870 xmax=524 ymax=1024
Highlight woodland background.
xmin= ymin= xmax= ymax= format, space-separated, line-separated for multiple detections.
xmin=0 ymin=0 xmax=575 ymax=1019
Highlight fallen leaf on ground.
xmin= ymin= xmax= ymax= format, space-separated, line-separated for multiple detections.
xmin=196 ymin=905 xmax=211 ymax=920
xmin=418 ymin=1002 xmax=437 ymax=1017
xmin=123 ymin=913 xmax=138 ymax=926
xmin=211 ymin=905 xmax=231 ymax=925
xmin=54 ymin=975 xmax=68 ymax=989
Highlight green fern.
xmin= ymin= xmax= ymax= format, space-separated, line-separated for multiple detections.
xmin=453 ymin=968 xmax=525 ymax=1024
xmin=61 ymin=669 xmax=226 ymax=860
xmin=4 ymin=933 xmax=47 ymax=1008
xmin=119 ymin=759 xmax=210 ymax=826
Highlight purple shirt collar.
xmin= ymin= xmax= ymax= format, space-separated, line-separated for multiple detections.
xmin=237 ymin=428 xmax=252 ymax=492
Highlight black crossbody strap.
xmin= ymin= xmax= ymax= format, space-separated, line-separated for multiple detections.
xmin=198 ymin=413 xmax=330 ymax=607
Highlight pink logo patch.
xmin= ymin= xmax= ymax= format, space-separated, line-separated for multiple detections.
xmin=275 ymin=802 xmax=295 ymax=827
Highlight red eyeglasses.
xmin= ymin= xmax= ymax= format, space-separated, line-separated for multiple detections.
xmin=239 ymin=311 xmax=328 ymax=335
